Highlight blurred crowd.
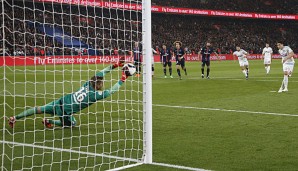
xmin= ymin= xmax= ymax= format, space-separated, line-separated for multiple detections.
xmin=1 ymin=0 xmax=142 ymax=56
xmin=152 ymin=14 xmax=298 ymax=54
xmin=0 ymin=0 xmax=297 ymax=56
xmin=152 ymin=0 xmax=298 ymax=14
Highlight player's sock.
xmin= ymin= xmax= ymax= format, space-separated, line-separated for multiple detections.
xmin=201 ymin=68 xmax=204 ymax=75
xmin=242 ymin=70 xmax=246 ymax=76
xmin=184 ymin=68 xmax=187 ymax=75
xmin=177 ymin=69 xmax=181 ymax=77
xmin=207 ymin=68 xmax=210 ymax=77
xmin=283 ymin=75 xmax=288 ymax=89
xmin=48 ymin=120 xmax=63 ymax=126
xmin=267 ymin=66 xmax=270 ymax=74
xmin=265 ymin=66 xmax=267 ymax=71
xmin=169 ymin=68 xmax=172 ymax=76
xmin=15 ymin=107 xmax=38 ymax=120
xmin=163 ymin=68 xmax=166 ymax=76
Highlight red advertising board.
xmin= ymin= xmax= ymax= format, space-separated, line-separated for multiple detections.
xmin=0 ymin=54 xmax=290 ymax=66
xmin=36 ymin=0 xmax=298 ymax=20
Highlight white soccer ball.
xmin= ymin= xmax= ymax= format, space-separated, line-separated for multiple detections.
xmin=123 ymin=63 xmax=136 ymax=76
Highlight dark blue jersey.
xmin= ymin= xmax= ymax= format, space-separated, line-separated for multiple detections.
xmin=173 ymin=48 xmax=185 ymax=61
xmin=200 ymin=47 xmax=214 ymax=62
xmin=160 ymin=49 xmax=172 ymax=62
xmin=133 ymin=47 xmax=142 ymax=61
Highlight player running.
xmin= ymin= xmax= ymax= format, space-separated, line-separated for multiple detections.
xmin=160 ymin=44 xmax=173 ymax=78
xmin=173 ymin=41 xmax=187 ymax=80
xmin=8 ymin=57 xmax=131 ymax=128
xmin=233 ymin=46 xmax=250 ymax=80
xmin=198 ymin=42 xmax=219 ymax=79
xmin=277 ymin=41 xmax=295 ymax=93
xmin=261 ymin=43 xmax=273 ymax=74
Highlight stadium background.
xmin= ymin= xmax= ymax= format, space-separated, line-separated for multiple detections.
xmin=1 ymin=0 xmax=298 ymax=170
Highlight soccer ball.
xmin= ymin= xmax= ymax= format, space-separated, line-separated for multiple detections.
xmin=123 ymin=63 xmax=136 ymax=76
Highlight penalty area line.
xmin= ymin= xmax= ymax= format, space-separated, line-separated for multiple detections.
xmin=153 ymin=104 xmax=298 ymax=117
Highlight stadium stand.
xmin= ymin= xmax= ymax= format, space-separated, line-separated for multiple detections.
xmin=2 ymin=0 xmax=297 ymax=56
xmin=151 ymin=0 xmax=298 ymax=14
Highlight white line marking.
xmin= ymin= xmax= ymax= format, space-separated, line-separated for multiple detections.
xmin=1 ymin=93 xmax=296 ymax=117
xmin=153 ymin=104 xmax=298 ymax=117
xmin=108 ymin=163 xmax=143 ymax=171
xmin=183 ymin=77 xmax=298 ymax=82
xmin=0 ymin=140 xmax=208 ymax=171
xmin=151 ymin=162 xmax=210 ymax=171
xmin=0 ymin=140 xmax=141 ymax=163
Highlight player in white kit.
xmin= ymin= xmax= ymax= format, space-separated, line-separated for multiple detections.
xmin=261 ymin=43 xmax=273 ymax=74
xmin=277 ymin=41 xmax=295 ymax=93
xmin=152 ymin=48 xmax=157 ymax=78
xmin=233 ymin=46 xmax=249 ymax=79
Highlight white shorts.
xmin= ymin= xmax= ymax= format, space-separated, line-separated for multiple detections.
xmin=239 ymin=60 xmax=249 ymax=67
xmin=283 ymin=62 xmax=294 ymax=74
xmin=264 ymin=57 xmax=271 ymax=65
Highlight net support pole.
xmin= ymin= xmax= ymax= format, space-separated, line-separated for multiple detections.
xmin=142 ymin=0 xmax=152 ymax=164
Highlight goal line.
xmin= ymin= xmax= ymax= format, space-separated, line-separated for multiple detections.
xmin=0 ymin=140 xmax=208 ymax=171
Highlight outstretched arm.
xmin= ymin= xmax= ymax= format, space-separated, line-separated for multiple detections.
xmin=96 ymin=70 xmax=130 ymax=99
xmin=95 ymin=57 xmax=125 ymax=77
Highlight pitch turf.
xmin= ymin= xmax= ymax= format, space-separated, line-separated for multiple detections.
xmin=1 ymin=59 xmax=298 ymax=170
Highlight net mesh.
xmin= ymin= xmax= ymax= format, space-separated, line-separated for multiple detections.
xmin=0 ymin=0 xmax=144 ymax=170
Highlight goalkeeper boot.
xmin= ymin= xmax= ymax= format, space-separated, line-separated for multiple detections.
xmin=42 ymin=118 xmax=53 ymax=128
xmin=8 ymin=116 xmax=16 ymax=128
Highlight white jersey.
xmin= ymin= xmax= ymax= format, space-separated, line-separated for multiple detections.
xmin=279 ymin=46 xmax=295 ymax=64
xmin=262 ymin=47 xmax=273 ymax=58
xmin=233 ymin=49 xmax=248 ymax=61
xmin=152 ymin=48 xmax=157 ymax=64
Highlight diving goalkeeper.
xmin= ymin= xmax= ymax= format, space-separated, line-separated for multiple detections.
xmin=8 ymin=57 xmax=130 ymax=128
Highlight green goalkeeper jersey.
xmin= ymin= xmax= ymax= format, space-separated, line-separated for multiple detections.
xmin=59 ymin=65 xmax=123 ymax=115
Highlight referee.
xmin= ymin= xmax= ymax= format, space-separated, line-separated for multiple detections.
xmin=198 ymin=42 xmax=219 ymax=79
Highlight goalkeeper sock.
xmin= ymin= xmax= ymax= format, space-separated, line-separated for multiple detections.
xmin=169 ymin=68 xmax=172 ymax=76
xmin=163 ymin=68 xmax=166 ymax=75
xmin=48 ymin=120 xmax=63 ymax=126
xmin=207 ymin=68 xmax=210 ymax=77
xmin=177 ymin=69 xmax=181 ymax=77
xmin=15 ymin=107 xmax=38 ymax=120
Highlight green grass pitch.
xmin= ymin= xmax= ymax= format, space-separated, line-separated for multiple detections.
xmin=1 ymin=59 xmax=298 ymax=171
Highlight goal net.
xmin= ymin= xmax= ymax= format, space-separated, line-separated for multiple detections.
xmin=0 ymin=0 xmax=152 ymax=170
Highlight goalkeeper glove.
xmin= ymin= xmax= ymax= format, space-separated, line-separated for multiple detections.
xmin=113 ymin=56 xmax=125 ymax=68
xmin=121 ymin=71 xmax=129 ymax=82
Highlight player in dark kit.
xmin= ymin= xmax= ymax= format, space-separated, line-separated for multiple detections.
xmin=132 ymin=42 xmax=142 ymax=77
xmin=160 ymin=44 xmax=173 ymax=78
xmin=198 ymin=42 xmax=219 ymax=79
xmin=173 ymin=41 xmax=187 ymax=80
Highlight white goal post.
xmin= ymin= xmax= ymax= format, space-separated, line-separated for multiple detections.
xmin=0 ymin=0 xmax=152 ymax=170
